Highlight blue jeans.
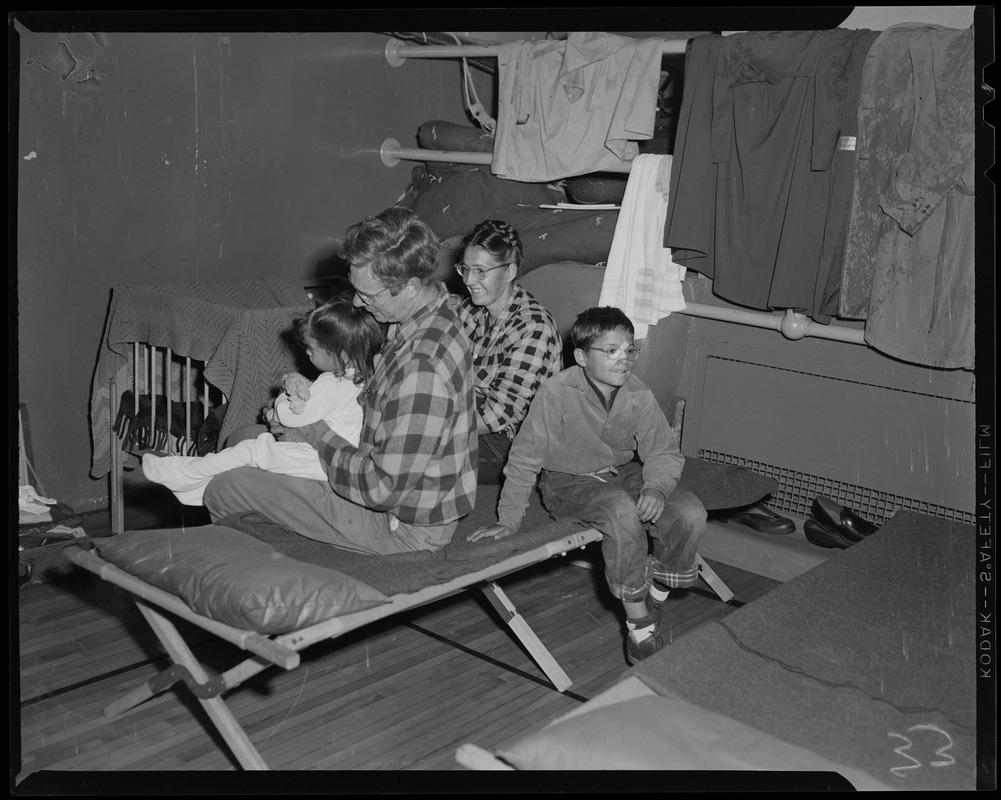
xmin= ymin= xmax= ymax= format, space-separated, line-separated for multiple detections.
xmin=539 ymin=461 xmax=706 ymax=602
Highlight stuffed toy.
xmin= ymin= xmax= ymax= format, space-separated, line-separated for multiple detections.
xmin=280 ymin=372 xmax=312 ymax=414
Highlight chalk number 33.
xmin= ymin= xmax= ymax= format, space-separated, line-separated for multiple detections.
xmin=887 ymin=724 xmax=956 ymax=779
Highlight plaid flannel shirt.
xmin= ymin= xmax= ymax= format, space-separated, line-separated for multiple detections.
xmin=317 ymin=286 xmax=477 ymax=526
xmin=458 ymin=284 xmax=563 ymax=440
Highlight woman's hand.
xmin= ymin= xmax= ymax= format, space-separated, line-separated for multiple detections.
xmin=467 ymin=523 xmax=517 ymax=542
xmin=637 ymin=488 xmax=666 ymax=524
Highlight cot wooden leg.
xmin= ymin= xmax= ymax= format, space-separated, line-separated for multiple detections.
xmin=480 ymin=581 xmax=573 ymax=693
xmin=455 ymin=742 xmax=515 ymax=770
xmin=117 ymin=599 xmax=270 ymax=770
xmin=108 ymin=376 xmax=125 ymax=535
xmin=695 ymin=554 xmax=735 ymax=604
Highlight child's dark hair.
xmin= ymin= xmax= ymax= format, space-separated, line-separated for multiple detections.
xmin=571 ymin=307 xmax=635 ymax=351
xmin=294 ymin=295 xmax=387 ymax=385
xmin=463 ymin=219 xmax=525 ymax=277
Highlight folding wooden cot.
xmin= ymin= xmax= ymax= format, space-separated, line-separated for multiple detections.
xmin=65 ymin=461 xmax=774 ymax=771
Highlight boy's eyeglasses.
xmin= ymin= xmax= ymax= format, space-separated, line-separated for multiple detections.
xmin=588 ymin=345 xmax=641 ymax=361
xmin=354 ymin=285 xmax=391 ymax=305
xmin=455 ymin=262 xmax=510 ymax=281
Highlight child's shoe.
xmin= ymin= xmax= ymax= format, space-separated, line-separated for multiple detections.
xmin=646 ymin=581 xmax=672 ymax=615
xmin=626 ymin=630 xmax=666 ymax=665
xmin=625 ymin=610 xmax=665 ymax=665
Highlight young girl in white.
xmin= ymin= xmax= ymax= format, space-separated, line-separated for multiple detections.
xmin=142 ymin=295 xmax=386 ymax=506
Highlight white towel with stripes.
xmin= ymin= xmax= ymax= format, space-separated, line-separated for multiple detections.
xmin=598 ymin=153 xmax=686 ymax=339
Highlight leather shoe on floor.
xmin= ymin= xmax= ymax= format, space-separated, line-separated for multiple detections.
xmin=811 ymin=496 xmax=878 ymax=542
xmin=803 ymin=518 xmax=855 ymax=550
xmin=719 ymin=503 xmax=796 ymax=535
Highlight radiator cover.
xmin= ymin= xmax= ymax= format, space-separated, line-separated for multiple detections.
xmin=689 ymin=350 xmax=975 ymax=526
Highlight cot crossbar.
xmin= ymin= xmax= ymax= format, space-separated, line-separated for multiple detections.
xmin=65 ymin=527 xmax=602 ymax=770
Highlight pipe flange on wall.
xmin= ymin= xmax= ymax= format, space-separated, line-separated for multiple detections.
xmin=380 ymin=138 xmax=401 ymax=168
xmin=384 ymin=38 xmax=406 ymax=68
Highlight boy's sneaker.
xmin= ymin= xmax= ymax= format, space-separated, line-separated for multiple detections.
xmin=646 ymin=580 xmax=678 ymax=615
xmin=626 ymin=631 xmax=666 ymax=665
xmin=625 ymin=610 xmax=665 ymax=665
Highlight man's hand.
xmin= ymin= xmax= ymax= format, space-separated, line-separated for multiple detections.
xmin=467 ymin=523 xmax=517 ymax=542
xmin=270 ymin=419 xmax=329 ymax=449
xmin=637 ymin=488 xmax=666 ymax=524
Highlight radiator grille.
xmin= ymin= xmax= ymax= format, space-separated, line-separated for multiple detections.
xmin=698 ymin=449 xmax=976 ymax=527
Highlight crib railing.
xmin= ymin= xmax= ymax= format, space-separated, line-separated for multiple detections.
xmin=107 ymin=278 xmax=343 ymax=534
xmin=112 ymin=345 xmax=225 ymax=456
xmin=108 ymin=346 xmax=227 ymax=533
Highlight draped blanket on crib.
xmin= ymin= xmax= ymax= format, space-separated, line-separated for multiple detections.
xmin=89 ymin=278 xmax=314 ymax=479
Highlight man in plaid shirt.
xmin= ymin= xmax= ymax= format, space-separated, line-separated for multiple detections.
xmin=204 ymin=207 xmax=477 ymax=554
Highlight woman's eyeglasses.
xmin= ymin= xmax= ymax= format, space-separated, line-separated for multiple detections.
xmin=587 ymin=345 xmax=641 ymax=361
xmin=455 ymin=262 xmax=510 ymax=281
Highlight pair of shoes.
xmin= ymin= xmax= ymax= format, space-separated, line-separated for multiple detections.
xmin=626 ymin=631 xmax=666 ymax=665
xmin=803 ymin=518 xmax=855 ymax=550
xmin=811 ymin=496 xmax=878 ymax=542
xmin=719 ymin=502 xmax=796 ymax=535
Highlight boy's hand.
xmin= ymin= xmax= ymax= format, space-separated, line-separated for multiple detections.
xmin=637 ymin=488 xmax=666 ymax=524
xmin=467 ymin=523 xmax=517 ymax=542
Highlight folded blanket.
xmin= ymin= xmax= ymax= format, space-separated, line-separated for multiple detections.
xmin=90 ymin=278 xmax=313 ymax=479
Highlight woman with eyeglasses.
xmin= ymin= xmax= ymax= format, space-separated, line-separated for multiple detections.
xmin=455 ymin=219 xmax=563 ymax=485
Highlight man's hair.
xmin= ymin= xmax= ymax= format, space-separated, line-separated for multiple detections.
xmin=341 ymin=206 xmax=439 ymax=291
xmin=570 ymin=306 xmax=635 ymax=351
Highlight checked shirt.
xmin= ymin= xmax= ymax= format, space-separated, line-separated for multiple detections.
xmin=458 ymin=284 xmax=563 ymax=440
xmin=316 ymin=285 xmax=477 ymax=527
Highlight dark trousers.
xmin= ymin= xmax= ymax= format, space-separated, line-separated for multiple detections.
xmin=539 ymin=461 xmax=706 ymax=602
xmin=478 ymin=431 xmax=512 ymax=486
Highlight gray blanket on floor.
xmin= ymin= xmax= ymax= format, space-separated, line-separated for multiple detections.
xmin=629 ymin=510 xmax=977 ymax=790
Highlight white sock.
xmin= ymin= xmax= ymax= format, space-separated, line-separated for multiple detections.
xmin=649 ymin=584 xmax=671 ymax=603
xmin=141 ymin=453 xmax=211 ymax=492
xmin=626 ymin=621 xmax=656 ymax=643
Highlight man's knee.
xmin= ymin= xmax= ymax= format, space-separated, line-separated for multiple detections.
xmin=202 ymin=469 xmax=252 ymax=517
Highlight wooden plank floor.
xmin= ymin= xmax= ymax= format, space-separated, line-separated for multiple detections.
xmin=15 ymin=494 xmax=781 ymax=784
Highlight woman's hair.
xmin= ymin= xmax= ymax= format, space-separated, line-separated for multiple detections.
xmin=341 ymin=206 xmax=439 ymax=292
xmin=294 ymin=295 xmax=387 ymax=385
xmin=570 ymin=306 xmax=635 ymax=351
xmin=462 ymin=219 xmax=525 ymax=277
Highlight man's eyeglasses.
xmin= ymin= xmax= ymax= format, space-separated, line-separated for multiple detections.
xmin=587 ymin=345 xmax=641 ymax=361
xmin=354 ymin=285 xmax=391 ymax=305
xmin=455 ymin=262 xmax=510 ymax=281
